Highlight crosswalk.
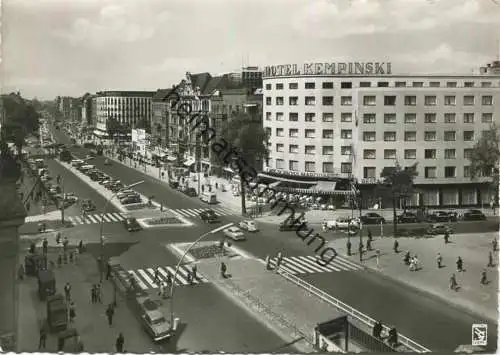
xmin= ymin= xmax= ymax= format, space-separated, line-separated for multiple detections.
xmin=67 ymin=212 xmax=126 ymax=225
xmin=127 ymin=265 xmax=208 ymax=290
xmin=269 ymin=255 xmax=363 ymax=274
xmin=172 ymin=207 xmax=235 ymax=218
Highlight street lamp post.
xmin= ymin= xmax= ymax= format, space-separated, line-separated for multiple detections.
xmin=169 ymin=223 xmax=234 ymax=327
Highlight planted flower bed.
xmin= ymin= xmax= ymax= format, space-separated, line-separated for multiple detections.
xmin=122 ymin=203 xmax=149 ymax=210
xmin=189 ymin=244 xmax=232 ymax=259
xmin=143 ymin=216 xmax=182 ymax=225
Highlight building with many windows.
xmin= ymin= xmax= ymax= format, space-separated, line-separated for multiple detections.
xmin=262 ymin=60 xmax=500 ymax=208
xmin=151 ymin=89 xmax=172 ymax=150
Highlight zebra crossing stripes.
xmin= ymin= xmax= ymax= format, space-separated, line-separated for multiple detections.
xmin=67 ymin=212 xmax=125 ymax=225
xmin=269 ymin=255 xmax=363 ymax=275
xmin=127 ymin=265 xmax=209 ymax=290
xmin=173 ymin=207 xmax=234 ymax=218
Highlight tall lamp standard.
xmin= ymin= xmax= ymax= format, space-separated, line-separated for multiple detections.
xmin=98 ymin=180 xmax=145 ymax=282
xmin=168 ymin=223 xmax=234 ymax=327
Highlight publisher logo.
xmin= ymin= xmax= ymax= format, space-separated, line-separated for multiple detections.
xmin=472 ymin=324 xmax=487 ymax=346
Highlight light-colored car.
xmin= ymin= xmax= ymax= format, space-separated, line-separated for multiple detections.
xmin=117 ymin=190 xmax=135 ymax=199
xmin=326 ymin=217 xmax=360 ymax=230
xmin=238 ymin=220 xmax=258 ymax=232
xmin=223 ymin=226 xmax=246 ymax=241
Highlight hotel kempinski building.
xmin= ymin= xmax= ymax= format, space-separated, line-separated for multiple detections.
xmin=261 ymin=60 xmax=500 ymax=208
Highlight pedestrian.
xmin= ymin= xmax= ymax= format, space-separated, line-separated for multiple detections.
xmin=18 ymin=264 xmax=25 ymax=280
xmin=409 ymin=257 xmax=416 ymax=271
xmin=106 ymin=304 xmax=115 ymax=326
xmin=201 ymin=185 xmax=205 ymax=193
xmin=480 ymin=269 xmax=488 ymax=285
xmin=186 ymin=271 xmax=193 ymax=285
xmin=450 ymin=273 xmax=458 ymax=291
xmin=161 ymin=282 xmax=168 ymax=299
xmin=106 ymin=262 xmax=111 ymax=280
xmin=437 ymin=253 xmax=443 ymax=268
xmin=29 ymin=242 xmax=36 ymax=254
xmin=78 ymin=240 xmax=84 ymax=254
xmin=487 ymin=251 xmax=494 ymax=267
xmin=366 ymin=238 xmax=372 ymax=251
xmin=68 ymin=301 xmax=76 ymax=324
xmin=38 ymin=326 xmax=47 ymax=349
xmin=346 ymin=239 xmax=352 ymax=256
xmin=116 ymin=332 xmax=124 ymax=353
xmin=215 ymin=182 xmax=219 ymax=189
xmin=192 ymin=264 xmax=197 ymax=280
xmin=444 ymin=231 xmax=450 ymax=244
xmin=64 ymin=282 xmax=71 ymax=302
xmin=413 ymin=255 xmax=420 ymax=271
xmin=160 ymin=203 xmax=163 ymax=212
xmin=456 ymin=256 xmax=464 ymax=272
xmin=493 ymin=238 xmax=498 ymax=252
xmin=56 ymin=232 xmax=61 ymax=245
xmin=368 ymin=230 xmax=373 ymax=243
xmin=42 ymin=238 xmax=48 ymax=255
xmin=393 ymin=239 xmax=399 ymax=253
xmin=91 ymin=285 xmax=96 ymax=304
xmin=63 ymin=236 xmax=69 ymax=252
xmin=166 ymin=272 xmax=172 ymax=288
xmin=154 ymin=267 xmax=160 ymax=284
xmin=265 ymin=255 xmax=272 ymax=270
xmin=220 ymin=262 xmax=227 ymax=278
xmin=375 ymin=249 xmax=380 ymax=268
xmin=96 ymin=283 xmax=102 ymax=303
xmin=358 ymin=242 xmax=364 ymax=262
xmin=158 ymin=282 xmax=164 ymax=296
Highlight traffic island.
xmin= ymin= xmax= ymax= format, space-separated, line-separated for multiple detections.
xmin=138 ymin=216 xmax=187 ymax=229
xmin=167 ymin=241 xmax=251 ymax=262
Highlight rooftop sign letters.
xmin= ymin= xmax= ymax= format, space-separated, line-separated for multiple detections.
xmin=264 ymin=62 xmax=392 ymax=77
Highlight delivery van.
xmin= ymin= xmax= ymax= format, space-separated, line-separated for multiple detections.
xmin=200 ymin=192 xmax=217 ymax=205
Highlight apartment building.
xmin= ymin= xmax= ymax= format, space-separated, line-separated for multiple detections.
xmin=151 ymin=89 xmax=172 ymax=149
xmin=262 ymin=61 xmax=500 ymax=207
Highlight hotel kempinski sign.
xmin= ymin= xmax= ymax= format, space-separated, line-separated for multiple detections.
xmin=264 ymin=62 xmax=392 ymax=77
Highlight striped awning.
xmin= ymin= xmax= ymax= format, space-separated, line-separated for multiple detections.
xmin=273 ymin=185 xmax=354 ymax=196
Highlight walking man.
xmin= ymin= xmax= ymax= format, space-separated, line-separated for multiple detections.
xmin=64 ymin=282 xmax=71 ymax=302
xmin=106 ymin=304 xmax=115 ymax=326
xmin=358 ymin=242 xmax=364 ymax=262
xmin=366 ymin=238 xmax=372 ymax=251
xmin=116 ymin=333 xmax=124 ymax=353
xmin=346 ymin=239 xmax=352 ymax=256
xmin=493 ymin=238 xmax=498 ymax=252
xmin=68 ymin=301 xmax=76 ymax=324
xmin=487 ymin=251 xmax=494 ymax=267
xmin=220 ymin=262 xmax=227 ymax=278
xmin=444 ymin=231 xmax=450 ymax=244
xmin=450 ymin=273 xmax=458 ymax=291
xmin=42 ymin=238 xmax=48 ymax=256
xmin=154 ymin=267 xmax=160 ymax=284
xmin=38 ymin=326 xmax=47 ymax=350
xmin=91 ymin=285 xmax=96 ymax=304
xmin=375 ymin=249 xmax=381 ymax=268
xmin=367 ymin=230 xmax=373 ymax=243
xmin=393 ymin=239 xmax=399 ymax=253
xmin=480 ymin=269 xmax=488 ymax=285
xmin=192 ymin=264 xmax=198 ymax=280
xmin=96 ymin=283 xmax=102 ymax=303
xmin=437 ymin=253 xmax=443 ymax=268
xmin=456 ymin=256 xmax=464 ymax=272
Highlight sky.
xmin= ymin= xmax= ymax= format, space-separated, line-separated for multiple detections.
xmin=2 ymin=0 xmax=500 ymax=100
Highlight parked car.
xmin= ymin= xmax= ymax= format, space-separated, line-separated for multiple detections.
xmin=278 ymin=221 xmax=304 ymax=231
xmin=397 ymin=212 xmax=419 ymax=224
xmin=426 ymin=223 xmax=453 ymax=235
xmin=182 ymin=187 xmax=197 ymax=197
xmin=428 ymin=211 xmax=458 ymax=222
xmin=223 ymin=226 xmax=246 ymax=241
xmin=462 ymin=209 xmax=487 ymax=221
xmin=199 ymin=209 xmax=219 ymax=223
xmin=326 ymin=217 xmax=360 ymax=230
xmin=360 ymin=213 xmax=386 ymax=225
xmin=117 ymin=190 xmax=136 ymax=199
xmin=238 ymin=220 xmax=258 ymax=232
xmin=123 ymin=218 xmax=142 ymax=232
xmin=121 ymin=196 xmax=141 ymax=205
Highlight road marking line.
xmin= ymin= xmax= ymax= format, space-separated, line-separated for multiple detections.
xmin=304 ymin=255 xmax=346 ymax=272
xmin=112 ymin=212 xmax=124 ymax=220
xmin=127 ymin=270 xmax=148 ymax=290
xmin=107 ymin=213 xmax=119 ymax=222
xmin=74 ymin=216 xmax=83 ymax=224
xmin=281 ymin=258 xmax=314 ymax=274
xmin=166 ymin=266 xmax=188 ymax=285
xmin=137 ymin=269 xmax=158 ymax=289
xmin=335 ymin=255 xmax=364 ymax=270
xmin=176 ymin=266 xmax=200 ymax=284
xmin=269 ymin=259 xmax=298 ymax=274
xmin=82 ymin=216 xmax=92 ymax=224
xmin=291 ymin=256 xmax=335 ymax=273
xmin=145 ymin=268 xmax=161 ymax=288
xmin=68 ymin=217 xmax=76 ymax=224
xmin=184 ymin=210 xmax=198 ymax=217
xmin=87 ymin=215 xmax=99 ymax=223
xmin=101 ymin=214 xmax=112 ymax=223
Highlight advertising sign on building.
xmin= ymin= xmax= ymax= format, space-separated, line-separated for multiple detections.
xmin=132 ymin=129 xmax=146 ymax=143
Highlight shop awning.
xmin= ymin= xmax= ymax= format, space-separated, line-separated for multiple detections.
xmin=166 ymin=156 xmax=177 ymax=162
xmin=183 ymin=157 xmax=196 ymax=167
xmin=93 ymin=130 xmax=108 ymax=137
xmin=273 ymin=185 xmax=354 ymax=196
xmin=314 ymin=181 xmax=337 ymax=192
xmin=155 ymin=152 xmax=167 ymax=158
xmin=258 ymin=173 xmax=317 ymax=185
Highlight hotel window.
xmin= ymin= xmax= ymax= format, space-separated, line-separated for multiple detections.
xmin=305 ymin=145 xmax=316 ymax=155
xmin=289 ymin=112 xmax=298 ymax=121
xmin=322 ymin=146 xmax=333 ymax=155
xmin=363 ymin=131 xmax=376 ymax=141
xmin=322 ymin=96 xmax=334 ymax=105
xmin=463 ymin=131 xmax=474 ymax=141
xmin=360 ymin=82 xmax=371 ymax=87
xmin=404 ymin=131 xmax=416 ymax=141
xmin=276 ymin=97 xmax=284 ymax=105
xmin=276 ymin=128 xmax=284 ymax=137
xmin=424 ymin=113 xmax=437 ymax=123
xmin=341 ymin=96 xmax=352 ymax=106
xmin=384 ymin=131 xmax=396 ymax=141
xmin=424 ymin=96 xmax=437 ymax=106
xmin=445 ymin=149 xmax=456 ymax=159
xmin=384 ymin=113 xmax=396 ymax=124
xmin=341 ymin=146 xmax=352 ymax=156
xmin=464 ymin=166 xmax=472 ymax=178
xmin=265 ymin=97 xmax=271 ymax=105
xmin=289 ymin=160 xmax=299 ymax=171
xmin=444 ymin=113 xmax=456 ymax=123
xmin=482 ymin=113 xmax=493 ymax=123
xmin=341 ymin=129 xmax=352 ymax=139
xmin=276 ymin=143 xmax=284 ymax=152
xmin=412 ymin=81 xmax=424 ymax=87
xmin=429 ymin=81 xmax=440 ymax=87
xmin=404 ymin=149 xmax=416 ymax=159
xmin=323 ymin=162 xmax=334 ymax=173
xmin=265 ymin=84 xmax=271 ymax=90
xmin=363 ymin=113 xmax=376 ymax=124
xmin=323 ymin=129 xmax=334 ymax=139
xmin=425 ymin=149 xmax=436 ymax=159
xmin=305 ymin=96 xmax=316 ymax=105
xmin=425 ymin=167 xmax=437 ymax=178
xmin=424 ymin=131 xmax=436 ymax=141
xmin=305 ymin=161 xmax=316 ymax=172
xmin=322 ymin=113 xmax=334 ymax=122
xmin=444 ymin=166 xmax=456 ymax=178
xmin=444 ymin=96 xmax=456 ymax=105
xmin=404 ymin=96 xmax=416 ymax=106
xmin=463 ymin=148 xmax=473 ymax=159
xmin=341 ymin=113 xmax=352 ymax=122
xmin=363 ymin=95 xmax=376 ymax=106
xmin=289 ymin=128 xmax=299 ymax=138
xmin=463 ymin=113 xmax=474 ymax=123
xmin=305 ymin=82 xmax=315 ymax=89
xmin=384 ymin=96 xmax=396 ymax=106
xmin=265 ymin=112 xmax=272 ymax=121
xmin=305 ymin=113 xmax=316 ymax=122
xmin=481 ymin=82 xmax=492 ymax=88
xmin=363 ymin=167 xmax=376 ymax=179
xmin=289 ymin=144 xmax=299 ymax=153
xmin=377 ymin=82 xmax=389 ymax=87
xmin=463 ymin=96 xmax=475 ymax=106
xmin=276 ymin=159 xmax=285 ymax=169
xmin=341 ymin=82 xmax=352 ymax=89
xmin=289 ymin=83 xmax=298 ymax=89
xmin=395 ymin=81 xmax=406 ymax=87
xmin=276 ymin=83 xmax=284 ymax=90
xmin=341 ymin=162 xmax=352 ymax=174
xmin=363 ymin=149 xmax=376 ymax=159
xmin=384 ymin=149 xmax=397 ymax=159
xmin=276 ymin=112 xmax=284 ymax=121
xmin=446 ymin=82 xmax=457 ymax=88
xmin=305 ymin=129 xmax=315 ymax=138
xmin=322 ymin=82 xmax=334 ymax=89
xmin=265 ymin=127 xmax=272 ymax=137
xmin=482 ymin=96 xmax=493 ymax=105
xmin=289 ymin=96 xmax=298 ymax=105
xmin=464 ymin=82 xmax=474 ymax=88
xmin=444 ymin=131 xmax=456 ymax=141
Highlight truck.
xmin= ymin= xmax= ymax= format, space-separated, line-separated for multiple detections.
xmin=46 ymin=294 xmax=68 ymax=332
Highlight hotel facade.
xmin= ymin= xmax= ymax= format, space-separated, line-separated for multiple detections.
xmin=261 ymin=61 xmax=500 ymax=208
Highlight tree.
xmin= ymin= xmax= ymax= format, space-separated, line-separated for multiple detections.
xmin=106 ymin=116 xmax=121 ymax=139
xmin=468 ymin=123 xmax=500 ymax=205
xmin=218 ymin=111 xmax=268 ymax=215
xmin=377 ymin=162 xmax=418 ymax=235
xmin=136 ymin=118 xmax=151 ymax=134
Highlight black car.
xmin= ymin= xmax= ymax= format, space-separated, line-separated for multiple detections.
xmin=360 ymin=212 xmax=386 ymax=225
xmin=278 ymin=221 xmax=305 ymax=231
xmin=199 ymin=210 xmax=219 ymax=223
xmin=397 ymin=212 xmax=419 ymax=224
xmin=428 ymin=211 xmax=458 ymax=222
xmin=183 ymin=187 xmax=197 ymax=197
xmin=120 ymin=196 xmax=141 ymax=205
xmin=123 ymin=218 xmax=142 ymax=232
xmin=462 ymin=209 xmax=487 ymax=221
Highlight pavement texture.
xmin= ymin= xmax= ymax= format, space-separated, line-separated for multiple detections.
xmin=326 ymin=232 xmax=499 ymax=322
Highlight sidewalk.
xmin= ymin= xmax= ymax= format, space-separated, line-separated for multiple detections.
xmin=326 ymin=232 xmax=498 ymax=322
